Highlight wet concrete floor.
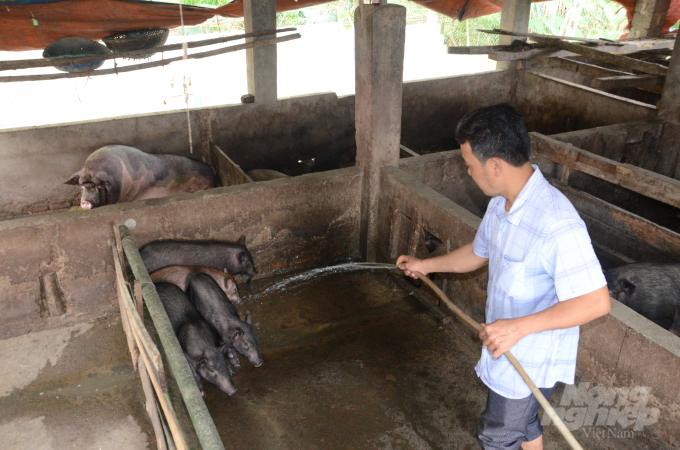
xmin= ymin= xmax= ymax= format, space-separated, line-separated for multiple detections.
xmin=203 ymin=269 xmax=674 ymax=450
xmin=0 ymin=316 xmax=152 ymax=450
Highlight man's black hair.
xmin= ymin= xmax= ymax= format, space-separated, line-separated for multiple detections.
xmin=454 ymin=104 xmax=530 ymax=167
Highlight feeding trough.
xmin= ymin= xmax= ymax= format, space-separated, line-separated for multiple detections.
xmin=42 ymin=37 xmax=111 ymax=73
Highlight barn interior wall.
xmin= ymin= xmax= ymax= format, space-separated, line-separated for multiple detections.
xmin=551 ymin=120 xmax=680 ymax=180
xmin=0 ymin=68 xmax=662 ymax=219
xmin=514 ymin=71 xmax=658 ymax=135
xmin=0 ymin=168 xmax=362 ymax=341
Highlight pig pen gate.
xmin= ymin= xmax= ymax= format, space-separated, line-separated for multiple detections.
xmin=2 ymin=0 xmax=680 ymax=449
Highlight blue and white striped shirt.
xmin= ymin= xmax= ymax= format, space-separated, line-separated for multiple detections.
xmin=472 ymin=166 xmax=606 ymax=399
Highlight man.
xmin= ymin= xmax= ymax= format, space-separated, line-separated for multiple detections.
xmin=396 ymin=104 xmax=611 ymax=450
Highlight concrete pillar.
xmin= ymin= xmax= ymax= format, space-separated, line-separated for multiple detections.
xmin=658 ymin=32 xmax=680 ymax=123
xmin=354 ymin=3 xmax=406 ymax=261
xmin=496 ymin=0 xmax=532 ymax=70
xmin=629 ymin=0 xmax=671 ymax=38
xmin=244 ymin=0 xmax=277 ymax=104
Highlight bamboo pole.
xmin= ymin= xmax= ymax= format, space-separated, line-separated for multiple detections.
xmin=358 ymin=262 xmax=585 ymax=450
xmin=118 ymin=225 xmax=226 ymax=450
xmin=0 ymin=27 xmax=297 ymax=72
xmin=0 ymin=34 xmax=301 ymax=83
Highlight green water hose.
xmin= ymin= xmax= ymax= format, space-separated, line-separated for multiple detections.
xmin=356 ymin=262 xmax=584 ymax=450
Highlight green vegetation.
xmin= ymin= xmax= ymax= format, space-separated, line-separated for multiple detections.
xmin=165 ymin=0 xmax=631 ymax=44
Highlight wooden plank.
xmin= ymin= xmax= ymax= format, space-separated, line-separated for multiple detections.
xmin=399 ymin=145 xmax=420 ymax=158
xmin=491 ymin=38 xmax=675 ymax=61
xmin=0 ymin=28 xmax=297 ymax=72
xmin=209 ymin=142 xmax=253 ymax=186
xmin=482 ymin=28 xmax=620 ymax=45
xmin=0 ymin=34 xmax=301 ymax=83
xmin=447 ymin=45 xmax=510 ymax=54
xmin=528 ymin=36 xmax=669 ymax=76
xmin=139 ymin=355 xmax=169 ymax=450
xmin=531 ymin=132 xmax=680 ymax=208
xmin=591 ymin=74 xmax=666 ymax=89
xmin=136 ymin=325 xmax=188 ymax=450
xmin=544 ymin=57 xmax=634 ymax=77
xmin=134 ymin=280 xmax=144 ymax=321
xmin=112 ymin=246 xmax=167 ymax=391
xmin=552 ymin=181 xmax=680 ymax=259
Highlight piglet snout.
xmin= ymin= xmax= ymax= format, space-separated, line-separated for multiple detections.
xmin=80 ymin=201 xmax=92 ymax=210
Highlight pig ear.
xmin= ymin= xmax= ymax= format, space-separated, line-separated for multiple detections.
xmin=219 ymin=342 xmax=231 ymax=355
xmin=96 ymin=171 xmax=114 ymax=189
xmin=65 ymin=172 xmax=81 ymax=185
xmin=232 ymin=329 xmax=244 ymax=341
xmin=238 ymin=235 xmax=246 ymax=245
xmin=245 ymin=311 xmax=253 ymax=325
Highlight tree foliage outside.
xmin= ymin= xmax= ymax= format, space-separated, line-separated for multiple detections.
xmin=166 ymin=0 xmax=630 ymax=45
xmin=443 ymin=0 xmax=629 ymax=47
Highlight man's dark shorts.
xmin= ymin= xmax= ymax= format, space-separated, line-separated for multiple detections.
xmin=478 ymin=384 xmax=557 ymax=450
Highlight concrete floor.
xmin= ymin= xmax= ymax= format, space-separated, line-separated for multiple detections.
xmin=0 ymin=316 xmax=152 ymax=450
xmin=1 ymin=269 xmax=673 ymax=449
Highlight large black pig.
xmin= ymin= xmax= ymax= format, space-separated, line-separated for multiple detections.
xmin=604 ymin=262 xmax=680 ymax=336
xmin=155 ymin=282 xmax=237 ymax=396
xmin=140 ymin=237 xmax=257 ymax=277
xmin=188 ymin=273 xmax=264 ymax=368
xmin=65 ymin=145 xmax=216 ymax=209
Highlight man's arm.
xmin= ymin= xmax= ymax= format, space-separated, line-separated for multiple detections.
xmin=396 ymin=242 xmax=489 ymax=279
xmin=480 ymin=285 xmax=611 ymax=358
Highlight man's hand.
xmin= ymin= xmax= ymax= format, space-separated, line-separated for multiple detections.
xmin=396 ymin=255 xmax=428 ymax=279
xmin=479 ymin=319 xmax=526 ymax=358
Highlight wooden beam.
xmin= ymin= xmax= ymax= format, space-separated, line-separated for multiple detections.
xmin=496 ymin=0 xmax=532 ymax=69
xmin=551 ymin=181 xmax=680 ymax=261
xmin=0 ymin=28 xmax=297 ymax=72
xmin=399 ymin=145 xmax=420 ymax=158
xmin=543 ymin=57 xmax=634 ymax=78
xmin=447 ymin=45 xmax=510 ymax=54
xmin=491 ymin=38 xmax=675 ymax=62
xmin=531 ymin=132 xmax=680 ymax=208
xmin=0 ymin=34 xmax=300 ymax=83
xmin=659 ymin=32 xmax=680 ymax=123
xmin=591 ymin=74 xmax=666 ymax=89
xmin=139 ymin=355 xmax=169 ymax=450
xmin=482 ymin=29 xmax=620 ymax=46
xmin=209 ymin=142 xmax=253 ymax=186
xmin=528 ymin=36 xmax=669 ymax=76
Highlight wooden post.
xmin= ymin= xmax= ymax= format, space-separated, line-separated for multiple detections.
xmin=355 ymin=4 xmax=406 ymax=261
xmin=658 ymin=32 xmax=680 ymax=124
xmin=628 ymin=0 xmax=672 ymax=38
xmin=496 ymin=0 xmax=532 ymax=69
xmin=244 ymin=0 xmax=278 ymax=104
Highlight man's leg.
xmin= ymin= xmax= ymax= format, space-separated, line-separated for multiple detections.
xmin=521 ymin=435 xmax=543 ymax=450
xmin=478 ymin=386 xmax=556 ymax=450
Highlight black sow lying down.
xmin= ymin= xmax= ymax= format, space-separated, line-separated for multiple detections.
xmin=188 ymin=273 xmax=263 ymax=369
xmin=140 ymin=237 xmax=257 ymax=277
xmin=605 ymin=262 xmax=680 ymax=336
xmin=156 ymin=282 xmax=238 ymax=396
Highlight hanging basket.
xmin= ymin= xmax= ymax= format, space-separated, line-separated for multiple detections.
xmin=43 ymin=37 xmax=111 ymax=73
xmin=102 ymin=28 xmax=170 ymax=60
